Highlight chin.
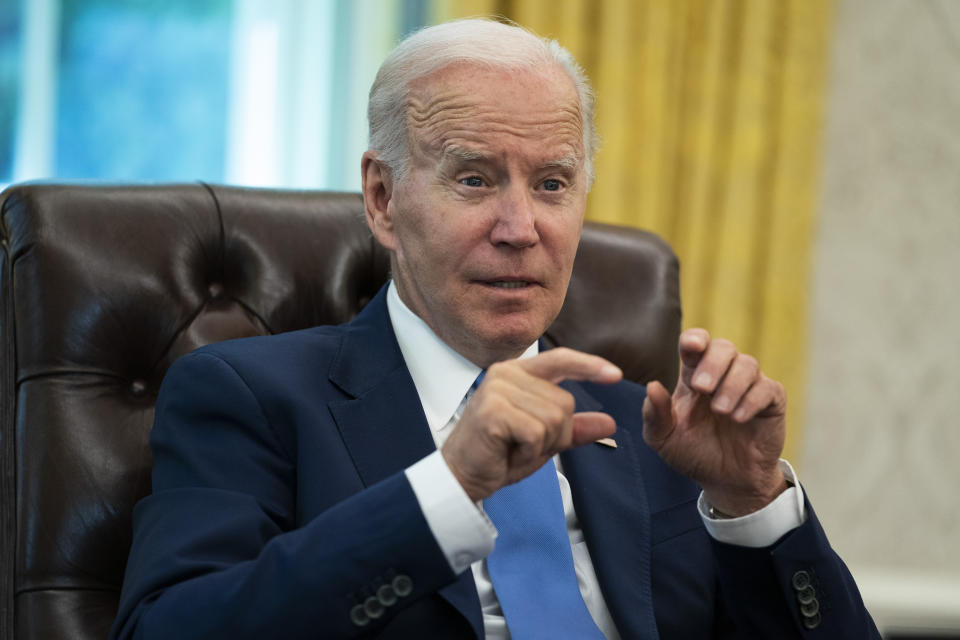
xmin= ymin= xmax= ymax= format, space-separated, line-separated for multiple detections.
xmin=473 ymin=317 xmax=548 ymax=357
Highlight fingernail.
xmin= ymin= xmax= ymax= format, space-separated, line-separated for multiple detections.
xmin=693 ymin=372 xmax=712 ymax=389
xmin=714 ymin=395 xmax=730 ymax=411
xmin=733 ymin=408 xmax=748 ymax=421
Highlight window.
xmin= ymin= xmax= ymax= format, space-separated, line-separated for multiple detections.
xmin=3 ymin=0 xmax=428 ymax=191
xmin=55 ymin=0 xmax=232 ymax=181
xmin=0 ymin=0 xmax=23 ymax=182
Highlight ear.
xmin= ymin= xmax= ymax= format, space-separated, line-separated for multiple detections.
xmin=361 ymin=151 xmax=398 ymax=251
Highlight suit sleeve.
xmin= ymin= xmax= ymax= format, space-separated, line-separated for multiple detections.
xmin=711 ymin=496 xmax=881 ymax=639
xmin=110 ymin=352 xmax=457 ymax=640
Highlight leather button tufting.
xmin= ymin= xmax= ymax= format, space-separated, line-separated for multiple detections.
xmin=207 ymin=282 xmax=224 ymax=298
xmin=130 ymin=380 xmax=148 ymax=397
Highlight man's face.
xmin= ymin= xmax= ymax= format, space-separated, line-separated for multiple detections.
xmin=366 ymin=62 xmax=587 ymax=367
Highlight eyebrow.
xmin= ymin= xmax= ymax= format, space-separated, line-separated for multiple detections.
xmin=542 ymin=154 xmax=580 ymax=172
xmin=441 ymin=145 xmax=486 ymax=163
xmin=442 ymin=145 xmax=581 ymax=172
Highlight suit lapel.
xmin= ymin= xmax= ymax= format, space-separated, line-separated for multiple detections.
xmin=327 ymin=287 xmax=484 ymax=638
xmin=560 ymin=380 xmax=660 ymax=640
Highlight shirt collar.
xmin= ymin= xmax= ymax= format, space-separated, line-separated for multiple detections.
xmin=386 ymin=280 xmax=538 ymax=433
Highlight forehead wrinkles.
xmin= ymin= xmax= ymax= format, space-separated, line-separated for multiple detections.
xmin=406 ymin=88 xmax=583 ymax=158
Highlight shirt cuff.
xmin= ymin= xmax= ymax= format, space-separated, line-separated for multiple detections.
xmin=698 ymin=459 xmax=807 ymax=548
xmin=405 ymin=450 xmax=497 ymax=574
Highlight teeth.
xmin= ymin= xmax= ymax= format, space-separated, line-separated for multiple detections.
xmin=490 ymin=281 xmax=530 ymax=289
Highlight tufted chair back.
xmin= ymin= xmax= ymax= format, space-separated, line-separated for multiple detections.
xmin=0 ymin=182 xmax=681 ymax=639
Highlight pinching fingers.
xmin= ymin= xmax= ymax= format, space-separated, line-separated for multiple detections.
xmin=641 ymin=380 xmax=675 ymax=449
xmin=504 ymin=412 xmax=551 ymax=469
xmin=678 ymin=328 xmax=710 ymax=367
xmin=474 ymin=362 xmax=579 ymax=456
xmin=710 ymin=353 xmax=760 ymax=414
xmin=730 ymin=376 xmax=786 ymax=423
xmin=684 ymin=336 xmax=736 ymax=393
xmin=519 ymin=347 xmax=622 ymax=385
xmin=570 ymin=412 xmax=616 ymax=447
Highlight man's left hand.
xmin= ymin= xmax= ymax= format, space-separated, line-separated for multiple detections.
xmin=642 ymin=328 xmax=788 ymax=517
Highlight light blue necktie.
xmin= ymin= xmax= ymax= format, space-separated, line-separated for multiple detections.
xmin=473 ymin=374 xmax=605 ymax=639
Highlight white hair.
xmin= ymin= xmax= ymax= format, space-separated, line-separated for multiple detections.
xmin=367 ymin=18 xmax=598 ymax=184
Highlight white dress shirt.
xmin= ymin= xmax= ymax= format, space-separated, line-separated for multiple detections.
xmin=387 ymin=282 xmax=806 ymax=639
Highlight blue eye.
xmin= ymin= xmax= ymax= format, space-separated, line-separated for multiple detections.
xmin=542 ymin=179 xmax=562 ymax=191
xmin=460 ymin=176 xmax=484 ymax=187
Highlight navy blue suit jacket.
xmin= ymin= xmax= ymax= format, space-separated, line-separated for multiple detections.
xmin=112 ymin=286 xmax=879 ymax=639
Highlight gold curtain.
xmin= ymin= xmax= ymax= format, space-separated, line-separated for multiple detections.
xmin=429 ymin=1 xmax=834 ymax=462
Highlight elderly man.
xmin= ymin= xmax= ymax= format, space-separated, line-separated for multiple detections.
xmin=113 ymin=19 xmax=878 ymax=640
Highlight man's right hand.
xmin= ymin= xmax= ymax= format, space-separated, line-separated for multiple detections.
xmin=441 ymin=347 xmax=622 ymax=502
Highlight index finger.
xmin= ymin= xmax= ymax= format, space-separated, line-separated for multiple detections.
xmin=517 ymin=347 xmax=623 ymax=385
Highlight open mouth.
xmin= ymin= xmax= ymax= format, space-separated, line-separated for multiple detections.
xmin=488 ymin=281 xmax=532 ymax=289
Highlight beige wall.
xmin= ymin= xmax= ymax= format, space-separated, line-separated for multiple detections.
xmin=804 ymin=0 xmax=960 ymax=633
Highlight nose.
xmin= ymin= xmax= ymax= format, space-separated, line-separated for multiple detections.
xmin=489 ymin=186 xmax=539 ymax=248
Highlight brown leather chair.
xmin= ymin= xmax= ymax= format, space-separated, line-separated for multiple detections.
xmin=0 ymin=182 xmax=681 ymax=639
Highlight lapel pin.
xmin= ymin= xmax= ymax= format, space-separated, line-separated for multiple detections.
xmin=595 ymin=437 xmax=617 ymax=448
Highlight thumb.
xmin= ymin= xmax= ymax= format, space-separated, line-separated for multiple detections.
xmin=570 ymin=412 xmax=617 ymax=448
xmin=642 ymin=380 xmax=675 ymax=450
